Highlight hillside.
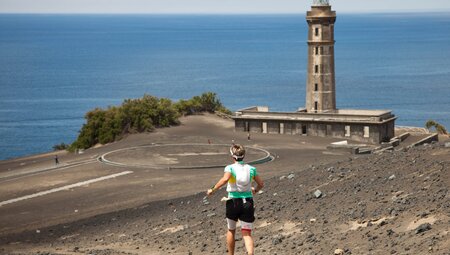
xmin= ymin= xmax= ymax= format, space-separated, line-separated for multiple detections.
xmin=1 ymin=141 xmax=448 ymax=255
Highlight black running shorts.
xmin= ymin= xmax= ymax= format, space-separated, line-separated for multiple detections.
xmin=226 ymin=198 xmax=255 ymax=223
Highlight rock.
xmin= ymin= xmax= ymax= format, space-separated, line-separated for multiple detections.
xmin=272 ymin=235 xmax=283 ymax=245
xmin=387 ymin=229 xmax=395 ymax=236
xmin=314 ymin=190 xmax=323 ymax=198
xmin=415 ymin=223 xmax=431 ymax=234
xmin=334 ymin=248 xmax=344 ymax=255
xmin=388 ymin=175 xmax=396 ymax=180
xmin=287 ymin=173 xmax=295 ymax=180
xmin=279 ymin=176 xmax=286 ymax=180
xmin=445 ymin=142 xmax=450 ymax=148
xmin=206 ymin=213 xmax=216 ymax=217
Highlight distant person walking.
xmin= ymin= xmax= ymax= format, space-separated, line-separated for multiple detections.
xmin=207 ymin=144 xmax=264 ymax=255
xmin=247 ymin=132 xmax=251 ymax=141
xmin=54 ymin=155 xmax=59 ymax=165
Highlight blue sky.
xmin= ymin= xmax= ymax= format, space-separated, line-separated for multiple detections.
xmin=1 ymin=0 xmax=450 ymax=14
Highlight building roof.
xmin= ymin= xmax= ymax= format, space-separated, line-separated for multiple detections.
xmin=233 ymin=107 xmax=396 ymax=124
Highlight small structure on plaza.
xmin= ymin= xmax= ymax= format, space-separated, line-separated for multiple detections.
xmin=233 ymin=0 xmax=396 ymax=144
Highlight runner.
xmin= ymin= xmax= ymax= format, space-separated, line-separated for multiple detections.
xmin=207 ymin=144 xmax=264 ymax=255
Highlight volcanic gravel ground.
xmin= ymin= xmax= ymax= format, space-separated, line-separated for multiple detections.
xmin=1 ymin=143 xmax=449 ymax=255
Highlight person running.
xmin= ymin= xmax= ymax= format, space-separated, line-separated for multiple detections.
xmin=54 ymin=155 xmax=59 ymax=165
xmin=207 ymin=144 xmax=264 ymax=255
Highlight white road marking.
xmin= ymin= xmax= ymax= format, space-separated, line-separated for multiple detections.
xmin=0 ymin=171 xmax=133 ymax=207
xmin=0 ymin=160 xmax=98 ymax=183
xmin=167 ymin=152 xmax=228 ymax=156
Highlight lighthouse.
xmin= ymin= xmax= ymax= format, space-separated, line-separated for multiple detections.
xmin=233 ymin=0 xmax=396 ymax=144
xmin=305 ymin=0 xmax=336 ymax=113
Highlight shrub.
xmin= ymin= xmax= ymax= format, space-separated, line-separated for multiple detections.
xmin=425 ymin=120 xmax=448 ymax=135
xmin=53 ymin=142 xmax=69 ymax=151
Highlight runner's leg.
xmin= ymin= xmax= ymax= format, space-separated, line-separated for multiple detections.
xmin=242 ymin=230 xmax=254 ymax=255
xmin=226 ymin=200 xmax=239 ymax=255
xmin=227 ymin=229 xmax=236 ymax=255
xmin=240 ymin=221 xmax=254 ymax=255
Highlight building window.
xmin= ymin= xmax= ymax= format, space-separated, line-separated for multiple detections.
xmin=315 ymin=47 xmax=319 ymax=55
xmin=315 ymin=65 xmax=319 ymax=74
xmin=302 ymin=125 xmax=307 ymax=135
xmin=314 ymin=83 xmax=318 ymax=91
xmin=315 ymin=27 xmax=319 ymax=36
xmin=345 ymin=125 xmax=351 ymax=137
xmin=364 ymin=126 xmax=370 ymax=138
xmin=314 ymin=101 xmax=318 ymax=112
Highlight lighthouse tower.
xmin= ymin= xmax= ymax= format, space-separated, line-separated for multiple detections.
xmin=305 ymin=0 xmax=336 ymax=113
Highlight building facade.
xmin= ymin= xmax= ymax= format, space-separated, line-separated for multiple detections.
xmin=232 ymin=1 xmax=397 ymax=144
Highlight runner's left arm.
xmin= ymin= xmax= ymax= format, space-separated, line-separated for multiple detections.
xmin=252 ymin=175 xmax=264 ymax=194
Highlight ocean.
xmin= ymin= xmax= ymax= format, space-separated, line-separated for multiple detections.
xmin=0 ymin=13 xmax=449 ymax=160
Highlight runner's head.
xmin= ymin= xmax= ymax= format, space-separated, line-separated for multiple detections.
xmin=230 ymin=144 xmax=245 ymax=161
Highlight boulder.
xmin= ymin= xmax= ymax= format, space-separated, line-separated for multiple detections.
xmin=314 ymin=190 xmax=323 ymax=198
xmin=415 ymin=223 xmax=431 ymax=234
xmin=334 ymin=248 xmax=344 ymax=255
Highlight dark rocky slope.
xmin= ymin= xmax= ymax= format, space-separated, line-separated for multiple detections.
xmin=1 ymin=143 xmax=449 ymax=255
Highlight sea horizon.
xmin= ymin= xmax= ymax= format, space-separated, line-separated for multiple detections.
xmin=1 ymin=11 xmax=450 ymax=15
xmin=1 ymin=13 xmax=449 ymax=160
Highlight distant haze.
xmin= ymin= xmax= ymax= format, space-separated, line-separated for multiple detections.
xmin=1 ymin=0 xmax=450 ymax=14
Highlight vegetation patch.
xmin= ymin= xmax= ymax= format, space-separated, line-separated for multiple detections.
xmin=425 ymin=120 xmax=448 ymax=135
xmin=69 ymin=92 xmax=231 ymax=151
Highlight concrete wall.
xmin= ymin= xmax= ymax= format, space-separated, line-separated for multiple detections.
xmin=235 ymin=119 xmax=396 ymax=144
xmin=249 ymin=120 xmax=262 ymax=133
xmin=267 ymin=122 xmax=279 ymax=134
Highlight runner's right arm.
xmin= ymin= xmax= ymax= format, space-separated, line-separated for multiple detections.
xmin=207 ymin=172 xmax=232 ymax=196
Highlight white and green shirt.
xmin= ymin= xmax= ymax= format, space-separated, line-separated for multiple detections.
xmin=225 ymin=162 xmax=258 ymax=198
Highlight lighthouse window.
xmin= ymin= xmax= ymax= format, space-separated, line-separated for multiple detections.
xmin=315 ymin=27 xmax=319 ymax=36
xmin=315 ymin=47 xmax=319 ymax=55
xmin=315 ymin=65 xmax=319 ymax=73
xmin=314 ymin=83 xmax=318 ymax=91
xmin=314 ymin=101 xmax=318 ymax=112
